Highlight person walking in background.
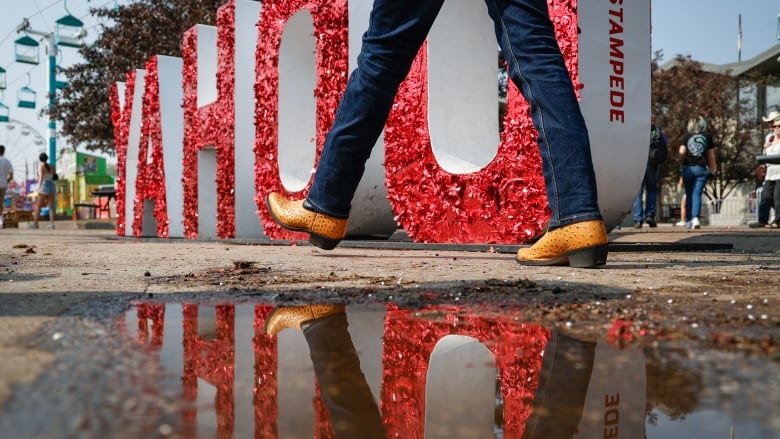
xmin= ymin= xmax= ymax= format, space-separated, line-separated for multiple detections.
xmin=759 ymin=116 xmax=780 ymax=228
xmin=633 ymin=122 xmax=667 ymax=228
xmin=679 ymin=116 xmax=716 ymax=229
xmin=266 ymin=0 xmax=608 ymax=268
xmin=30 ymin=152 xmax=56 ymax=230
xmin=0 ymin=145 xmax=13 ymax=229
xmin=749 ymin=111 xmax=779 ymax=228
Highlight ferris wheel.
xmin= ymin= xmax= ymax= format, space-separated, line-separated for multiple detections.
xmin=1 ymin=118 xmax=46 ymax=185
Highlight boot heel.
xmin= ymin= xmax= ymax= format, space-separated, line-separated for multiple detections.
xmin=568 ymin=244 xmax=608 ymax=268
xmin=309 ymin=234 xmax=341 ymax=251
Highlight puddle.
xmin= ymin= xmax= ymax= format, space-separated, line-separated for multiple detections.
xmin=120 ymin=302 xmax=780 ymax=439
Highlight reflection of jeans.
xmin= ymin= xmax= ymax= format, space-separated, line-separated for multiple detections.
xmin=306 ymin=0 xmax=601 ymax=228
xmin=632 ymin=164 xmax=660 ymax=222
xmin=523 ymin=330 xmax=595 ymax=439
xmin=682 ymin=165 xmax=708 ymax=221
xmin=303 ymin=313 xmax=386 ymax=439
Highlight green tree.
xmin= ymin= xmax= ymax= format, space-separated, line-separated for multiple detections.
xmin=652 ymin=54 xmax=775 ymax=203
xmin=49 ymin=0 xmax=225 ymax=155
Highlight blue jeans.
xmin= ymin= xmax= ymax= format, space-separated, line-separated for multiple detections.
xmin=682 ymin=165 xmax=708 ymax=221
xmin=306 ymin=0 xmax=601 ymax=228
xmin=632 ymin=164 xmax=660 ymax=222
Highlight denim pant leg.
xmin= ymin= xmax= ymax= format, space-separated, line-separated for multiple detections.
xmin=683 ymin=165 xmax=707 ymax=220
xmin=758 ymin=182 xmax=772 ymax=224
xmin=632 ymin=173 xmax=647 ymax=222
xmin=691 ymin=170 xmax=708 ymax=219
xmin=485 ymin=0 xmax=602 ymax=228
xmin=644 ymin=164 xmax=659 ymax=218
xmin=306 ymin=0 xmax=445 ymax=218
xmin=632 ymin=187 xmax=645 ymax=222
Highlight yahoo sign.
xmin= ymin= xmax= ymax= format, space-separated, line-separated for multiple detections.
xmin=111 ymin=0 xmax=650 ymax=243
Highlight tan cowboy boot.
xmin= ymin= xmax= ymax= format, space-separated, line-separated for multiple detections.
xmin=264 ymin=304 xmax=347 ymax=335
xmin=516 ymin=220 xmax=608 ymax=268
xmin=266 ymin=192 xmax=347 ymax=250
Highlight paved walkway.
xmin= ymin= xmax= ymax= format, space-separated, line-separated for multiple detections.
xmin=1 ymin=219 xmax=779 ymax=413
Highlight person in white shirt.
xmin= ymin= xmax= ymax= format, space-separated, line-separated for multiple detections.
xmin=761 ymin=116 xmax=780 ymax=228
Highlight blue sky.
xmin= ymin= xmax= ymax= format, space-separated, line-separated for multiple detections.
xmin=652 ymin=0 xmax=779 ymax=64
xmin=0 ymin=0 xmax=778 ymax=170
xmin=0 ymin=0 xmax=126 ymax=171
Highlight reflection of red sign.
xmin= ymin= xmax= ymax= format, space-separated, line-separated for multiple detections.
xmin=120 ymin=303 xmax=555 ymax=438
xmin=381 ymin=306 xmax=550 ymax=438
xmin=252 ymin=306 xmax=280 ymax=439
xmin=182 ymin=305 xmax=236 ymax=438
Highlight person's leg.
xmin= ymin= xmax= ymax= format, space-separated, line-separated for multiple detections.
xmin=682 ymin=167 xmax=694 ymax=223
xmin=31 ymin=195 xmax=40 ymax=227
xmin=47 ymin=195 xmax=55 ymax=229
xmin=632 ymin=190 xmax=644 ymax=227
xmin=770 ymin=180 xmax=780 ymax=225
xmin=644 ymin=165 xmax=659 ymax=226
xmin=486 ymin=0 xmax=607 ymax=267
xmin=486 ymin=0 xmax=601 ymax=227
xmin=265 ymin=306 xmax=386 ymax=439
xmin=690 ymin=167 xmax=707 ymax=227
xmin=266 ymin=0 xmax=446 ymax=249
xmin=749 ymin=184 xmax=769 ymax=227
xmin=307 ymin=0 xmax=445 ymax=218
xmin=522 ymin=330 xmax=595 ymax=439
xmin=756 ymin=183 xmax=771 ymax=225
xmin=632 ymin=174 xmax=646 ymax=226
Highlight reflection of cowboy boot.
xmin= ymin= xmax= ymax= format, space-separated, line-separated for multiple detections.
xmin=303 ymin=312 xmax=386 ymax=439
xmin=522 ymin=331 xmax=596 ymax=439
xmin=265 ymin=304 xmax=346 ymax=335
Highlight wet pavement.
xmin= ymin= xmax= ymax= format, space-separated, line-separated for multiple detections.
xmin=1 ymin=223 xmax=779 ymax=438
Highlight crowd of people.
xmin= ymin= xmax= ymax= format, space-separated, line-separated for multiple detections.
xmin=634 ymin=112 xmax=776 ymax=231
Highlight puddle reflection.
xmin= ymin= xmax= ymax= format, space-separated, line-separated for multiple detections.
xmin=119 ymin=302 xmax=779 ymax=439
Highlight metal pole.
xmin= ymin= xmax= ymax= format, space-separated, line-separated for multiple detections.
xmin=47 ymin=35 xmax=57 ymax=169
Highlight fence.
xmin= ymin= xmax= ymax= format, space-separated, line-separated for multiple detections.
xmin=708 ymin=196 xmax=755 ymax=226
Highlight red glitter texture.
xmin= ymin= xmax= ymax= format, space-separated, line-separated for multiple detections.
xmin=253 ymin=0 xmax=348 ymax=240
xmin=385 ymin=0 xmax=580 ymax=244
xmin=252 ymin=306 xmax=280 ymax=439
xmin=381 ymin=305 xmax=551 ymax=438
xmin=109 ymin=74 xmax=134 ymax=237
xmin=182 ymin=305 xmax=236 ymax=437
xmin=133 ymin=57 xmax=170 ymax=237
xmin=182 ymin=2 xmax=238 ymax=240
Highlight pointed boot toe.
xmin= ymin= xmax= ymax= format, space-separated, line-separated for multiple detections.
xmin=265 ymin=304 xmax=347 ymax=335
xmin=266 ymin=192 xmax=347 ymax=250
xmin=516 ymin=219 xmax=608 ymax=268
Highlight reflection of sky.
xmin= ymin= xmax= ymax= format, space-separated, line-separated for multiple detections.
xmin=647 ymin=409 xmax=766 ymax=439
